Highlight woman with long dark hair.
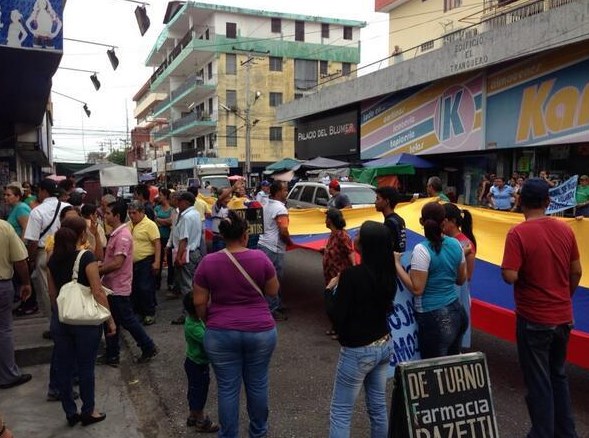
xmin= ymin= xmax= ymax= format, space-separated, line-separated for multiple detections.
xmin=329 ymin=221 xmax=396 ymax=438
xmin=47 ymin=216 xmax=115 ymax=427
xmin=395 ymin=202 xmax=467 ymax=359
xmin=194 ymin=210 xmax=279 ymax=437
xmin=443 ymin=203 xmax=476 ymax=349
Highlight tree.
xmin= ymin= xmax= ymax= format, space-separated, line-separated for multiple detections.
xmin=107 ymin=149 xmax=126 ymax=166
xmin=87 ymin=151 xmax=106 ymax=163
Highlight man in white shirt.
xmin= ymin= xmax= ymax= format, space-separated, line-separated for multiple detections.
xmin=255 ymin=180 xmax=271 ymax=207
xmin=23 ymin=179 xmax=70 ymax=319
xmin=170 ymin=191 xmax=202 ymax=325
xmin=258 ymin=181 xmax=293 ymax=321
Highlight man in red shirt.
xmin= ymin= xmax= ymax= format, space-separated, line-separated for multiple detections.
xmin=501 ymin=178 xmax=582 ymax=438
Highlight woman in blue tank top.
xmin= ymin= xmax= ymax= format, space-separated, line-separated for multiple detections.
xmin=394 ymin=202 xmax=468 ymax=359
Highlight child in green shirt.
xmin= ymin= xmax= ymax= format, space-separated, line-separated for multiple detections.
xmin=183 ymin=294 xmax=219 ymax=433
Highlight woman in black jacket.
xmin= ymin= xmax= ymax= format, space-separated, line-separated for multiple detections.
xmin=328 ymin=221 xmax=396 ymax=438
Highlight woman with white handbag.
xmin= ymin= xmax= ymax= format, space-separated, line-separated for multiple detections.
xmin=47 ymin=216 xmax=116 ymax=427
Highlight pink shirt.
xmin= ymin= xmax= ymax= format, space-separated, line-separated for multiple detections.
xmin=102 ymin=223 xmax=134 ymax=296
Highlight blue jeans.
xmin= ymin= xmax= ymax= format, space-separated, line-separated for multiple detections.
xmin=184 ymin=358 xmax=211 ymax=412
xmin=516 ymin=316 xmax=577 ymax=438
xmin=415 ymin=299 xmax=467 ymax=359
xmin=329 ymin=341 xmax=393 ymax=438
xmin=50 ymin=312 xmax=102 ymax=418
xmin=132 ymin=256 xmax=156 ymax=317
xmin=257 ymin=245 xmax=284 ymax=312
xmin=105 ymin=295 xmax=155 ymax=359
xmin=204 ymin=328 xmax=277 ymax=438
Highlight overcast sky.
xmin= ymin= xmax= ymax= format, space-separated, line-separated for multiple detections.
xmin=51 ymin=0 xmax=389 ymax=163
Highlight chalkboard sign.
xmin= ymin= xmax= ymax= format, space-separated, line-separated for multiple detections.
xmin=389 ymin=352 xmax=499 ymax=438
xmin=232 ymin=207 xmax=264 ymax=235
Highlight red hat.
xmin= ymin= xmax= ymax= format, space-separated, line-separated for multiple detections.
xmin=328 ymin=180 xmax=340 ymax=190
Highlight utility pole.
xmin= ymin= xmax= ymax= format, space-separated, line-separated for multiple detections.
xmin=233 ymin=46 xmax=269 ymax=186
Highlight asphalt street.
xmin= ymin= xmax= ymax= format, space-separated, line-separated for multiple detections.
xmin=125 ymin=248 xmax=589 ymax=437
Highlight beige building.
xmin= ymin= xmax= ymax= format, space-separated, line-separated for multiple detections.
xmin=135 ymin=1 xmax=364 ymax=184
xmin=376 ymin=0 xmax=563 ymax=64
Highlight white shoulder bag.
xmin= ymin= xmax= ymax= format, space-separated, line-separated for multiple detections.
xmin=56 ymin=250 xmax=111 ymax=325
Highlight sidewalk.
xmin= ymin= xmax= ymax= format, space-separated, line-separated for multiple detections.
xmin=0 ymin=361 xmax=145 ymax=437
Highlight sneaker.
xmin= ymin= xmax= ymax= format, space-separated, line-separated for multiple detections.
xmin=143 ymin=316 xmax=156 ymax=326
xmin=190 ymin=415 xmax=220 ymax=433
xmin=96 ymin=355 xmax=120 ymax=368
xmin=136 ymin=346 xmax=159 ymax=364
xmin=271 ymin=309 xmax=288 ymax=321
xmin=170 ymin=315 xmax=185 ymax=325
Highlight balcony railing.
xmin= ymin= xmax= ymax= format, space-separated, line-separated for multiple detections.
xmin=153 ymin=126 xmax=170 ymax=141
xmin=153 ymin=75 xmax=205 ymax=115
xmin=150 ymin=27 xmax=194 ymax=86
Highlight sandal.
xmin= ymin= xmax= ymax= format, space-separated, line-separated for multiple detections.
xmin=331 ymin=334 xmax=339 ymax=340
xmin=325 ymin=329 xmax=336 ymax=336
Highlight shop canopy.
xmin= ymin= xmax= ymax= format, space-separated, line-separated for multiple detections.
xmin=364 ymin=153 xmax=434 ymax=169
xmin=265 ymin=158 xmax=302 ymax=172
xmin=301 ymin=156 xmax=349 ymax=169
xmin=73 ymin=162 xmax=117 ymax=175
xmin=350 ymin=164 xmax=415 ymax=186
xmin=99 ymin=165 xmax=138 ymax=187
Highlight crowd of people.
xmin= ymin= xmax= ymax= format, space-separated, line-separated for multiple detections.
xmin=0 ymin=171 xmax=583 ymax=437
xmin=477 ymin=170 xmax=589 ymax=217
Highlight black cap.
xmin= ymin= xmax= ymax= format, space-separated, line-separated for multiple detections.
xmin=179 ymin=191 xmax=195 ymax=204
xmin=520 ymin=178 xmax=549 ymax=204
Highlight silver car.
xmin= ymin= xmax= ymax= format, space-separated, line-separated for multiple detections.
xmin=286 ymin=181 xmax=376 ymax=209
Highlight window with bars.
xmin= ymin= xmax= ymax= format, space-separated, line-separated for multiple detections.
xmin=343 ymin=26 xmax=353 ymax=40
xmin=321 ymin=23 xmax=329 ymax=39
xmin=269 ymin=56 xmax=282 ymax=72
xmin=226 ymin=125 xmax=237 ymax=147
xmin=421 ymin=40 xmax=434 ymax=52
xmin=269 ymin=127 xmax=283 ymax=141
xmin=269 ymin=92 xmax=283 ymax=107
xmin=226 ymin=54 xmax=236 ymax=75
xmin=226 ymin=22 xmax=237 ymax=38
xmin=226 ymin=90 xmax=237 ymax=108
xmin=294 ymin=59 xmax=318 ymax=90
xmin=320 ymin=60 xmax=328 ymax=77
xmin=342 ymin=62 xmax=351 ymax=76
xmin=295 ymin=21 xmax=305 ymax=42
xmin=444 ymin=0 xmax=463 ymax=11
xmin=271 ymin=18 xmax=281 ymax=33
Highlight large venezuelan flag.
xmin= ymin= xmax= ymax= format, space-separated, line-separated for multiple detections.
xmin=287 ymin=199 xmax=589 ymax=370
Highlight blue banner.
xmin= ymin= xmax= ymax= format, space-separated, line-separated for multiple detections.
xmin=547 ymin=175 xmax=578 ymax=215
xmin=0 ymin=0 xmax=63 ymax=51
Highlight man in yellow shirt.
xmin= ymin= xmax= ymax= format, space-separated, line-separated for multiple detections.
xmin=128 ymin=201 xmax=161 ymax=326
